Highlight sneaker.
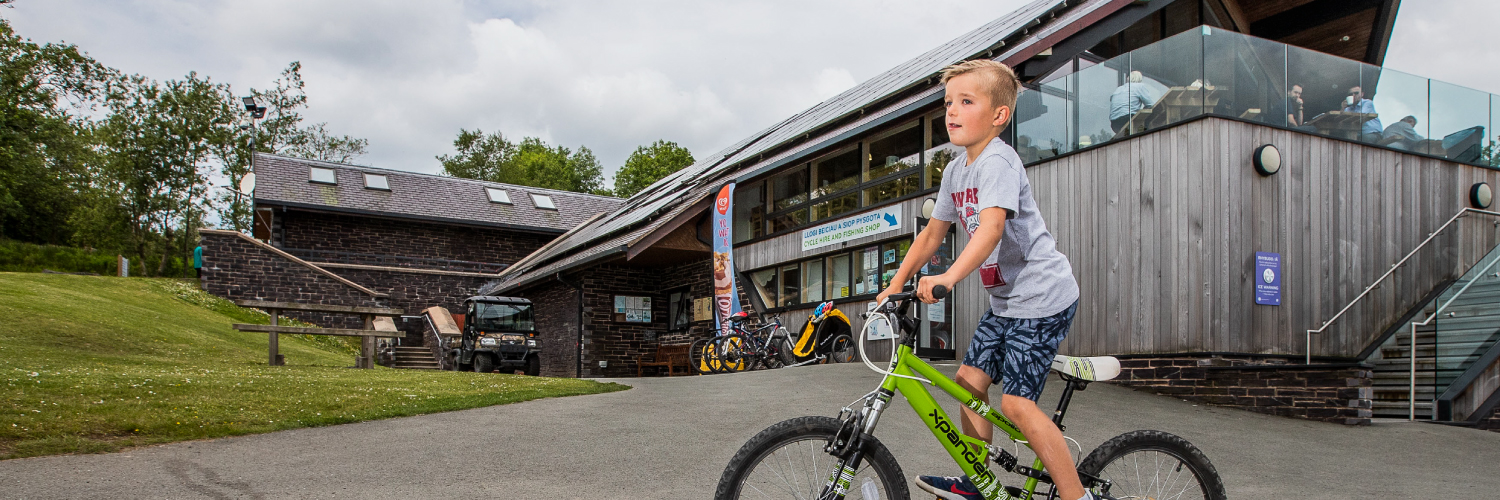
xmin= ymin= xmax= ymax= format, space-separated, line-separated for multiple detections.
xmin=915 ymin=475 xmax=983 ymax=500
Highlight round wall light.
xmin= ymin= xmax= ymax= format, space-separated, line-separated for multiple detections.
xmin=1471 ymin=182 xmax=1492 ymax=209
xmin=1252 ymin=144 xmax=1281 ymax=176
xmin=922 ymin=197 xmax=937 ymax=219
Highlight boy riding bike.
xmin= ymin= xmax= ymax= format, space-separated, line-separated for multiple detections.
xmin=876 ymin=59 xmax=1089 ymax=500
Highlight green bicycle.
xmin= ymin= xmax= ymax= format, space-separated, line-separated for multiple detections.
xmin=715 ymin=285 xmax=1226 ymax=500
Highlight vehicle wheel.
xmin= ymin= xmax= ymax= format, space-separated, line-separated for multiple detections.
xmin=524 ymin=355 xmax=541 ymax=376
xmin=714 ymin=416 xmax=906 ymax=500
xmin=455 ymin=355 xmax=472 ymax=372
xmin=717 ymin=334 xmax=748 ymax=373
xmin=1077 ymin=430 xmax=1227 ymax=500
xmin=472 ymin=353 xmax=494 ymax=373
xmin=828 ymin=334 xmax=855 ymax=363
xmin=775 ymin=335 xmax=798 ymax=367
xmin=690 ymin=338 xmax=713 ymax=374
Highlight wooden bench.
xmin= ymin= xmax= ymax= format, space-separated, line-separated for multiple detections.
xmin=637 ymin=344 xmax=691 ymax=377
xmin=231 ymin=300 xmax=403 ymax=369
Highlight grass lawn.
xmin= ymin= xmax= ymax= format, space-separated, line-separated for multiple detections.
xmin=0 ymin=273 xmax=627 ymax=460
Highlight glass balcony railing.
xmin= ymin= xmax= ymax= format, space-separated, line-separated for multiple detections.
xmin=1013 ymin=26 xmax=1500 ymax=168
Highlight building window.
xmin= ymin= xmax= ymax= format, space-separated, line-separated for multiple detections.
xmin=812 ymin=145 xmax=861 ymax=199
xmin=530 ymin=193 xmax=556 ymax=210
xmin=925 ymin=112 xmax=960 ymax=189
xmin=770 ymin=165 xmax=809 ymax=211
xmin=309 ymin=167 xmax=337 ymax=184
xmin=749 ymin=268 xmax=777 ymax=310
xmin=827 ymin=253 xmax=851 ymax=299
xmin=486 ymin=187 xmax=512 ymax=204
xmin=746 ymin=235 xmax=913 ymax=310
xmin=879 ymin=240 xmax=911 ymax=289
xmin=779 ymin=263 xmax=801 ymax=307
xmin=867 ymin=121 xmax=923 ymax=181
xmin=810 ymin=191 xmax=859 ymax=221
xmin=667 ymin=290 xmax=692 ymax=330
xmin=363 ymin=173 xmax=389 ymax=190
xmin=740 ymin=118 xmax=947 ymax=241
xmin=733 ymin=181 xmax=764 ymax=243
xmin=803 ymin=259 xmax=824 ymax=303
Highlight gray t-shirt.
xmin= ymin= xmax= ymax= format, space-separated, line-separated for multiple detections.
xmin=933 ymin=137 xmax=1079 ymax=318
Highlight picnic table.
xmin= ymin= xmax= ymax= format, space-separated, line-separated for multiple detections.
xmin=232 ymin=300 xmax=404 ymax=368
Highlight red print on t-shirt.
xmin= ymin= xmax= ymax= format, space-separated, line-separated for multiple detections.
xmin=980 ymin=263 xmax=1006 ymax=288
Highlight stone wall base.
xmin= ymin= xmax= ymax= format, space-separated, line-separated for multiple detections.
xmin=1110 ymin=356 xmax=1374 ymax=426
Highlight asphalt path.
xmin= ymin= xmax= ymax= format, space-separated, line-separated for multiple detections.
xmin=2 ymin=362 xmax=1497 ymax=499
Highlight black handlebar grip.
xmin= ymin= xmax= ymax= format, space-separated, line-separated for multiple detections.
xmin=931 ymin=285 xmax=949 ymax=299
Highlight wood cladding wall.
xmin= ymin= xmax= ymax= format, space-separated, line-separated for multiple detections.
xmin=1036 ymin=117 xmax=1500 ymax=359
xmin=732 ymin=116 xmax=1500 ymax=360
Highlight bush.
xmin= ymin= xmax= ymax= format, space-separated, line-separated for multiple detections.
xmin=0 ymin=239 xmax=198 ymax=277
xmin=0 ymin=239 xmax=119 ymax=274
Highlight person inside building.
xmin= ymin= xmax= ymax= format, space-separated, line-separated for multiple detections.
xmin=1286 ymin=84 xmax=1305 ymax=127
xmin=1380 ymin=115 xmax=1424 ymax=150
xmin=1108 ymin=70 xmax=1159 ymax=135
xmin=1342 ymin=85 xmax=1383 ymax=143
xmin=879 ymin=59 xmax=1087 ymax=500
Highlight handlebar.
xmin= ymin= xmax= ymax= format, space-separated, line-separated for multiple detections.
xmin=880 ymin=284 xmax=949 ymax=304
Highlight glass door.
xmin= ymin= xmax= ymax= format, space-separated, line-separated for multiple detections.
xmin=915 ymin=217 xmax=957 ymax=360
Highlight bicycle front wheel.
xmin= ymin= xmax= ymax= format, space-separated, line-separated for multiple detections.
xmin=715 ymin=416 xmax=907 ymax=500
xmin=1077 ymin=430 xmax=1227 ymax=500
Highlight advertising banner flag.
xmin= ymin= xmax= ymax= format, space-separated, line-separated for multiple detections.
xmin=712 ymin=183 xmax=742 ymax=334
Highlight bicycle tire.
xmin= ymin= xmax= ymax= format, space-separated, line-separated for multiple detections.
xmin=715 ymin=416 xmax=908 ymax=500
xmin=717 ymin=334 xmax=749 ymax=373
xmin=690 ymin=338 xmax=713 ymax=374
xmin=827 ymin=334 xmax=855 ymax=363
xmin=774 ymin=334 xmax=798 ymax=367
xmin=1077 ymin=430 xmax=1227 ymax=500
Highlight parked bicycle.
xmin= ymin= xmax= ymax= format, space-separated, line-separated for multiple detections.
xmin=693 ymin=312 xmax=794 ymax=374
xmin=714 ymin=284 xmax=1226 ymax=500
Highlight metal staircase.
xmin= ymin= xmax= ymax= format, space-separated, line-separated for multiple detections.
xmin=1368 ymin=248 xmax=1500 ymax=420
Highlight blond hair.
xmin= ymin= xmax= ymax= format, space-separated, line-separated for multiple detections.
xmin=940 ymin=59 xmax=1020 ymax=111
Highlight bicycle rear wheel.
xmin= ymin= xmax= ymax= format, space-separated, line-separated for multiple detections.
xmin=716 ymin=334 xmax=749 ymax=373
xmin=715 ymin=416 xmax=907 ymax=500
xmin=1077 ymin=430 xmax=1227 ymax=500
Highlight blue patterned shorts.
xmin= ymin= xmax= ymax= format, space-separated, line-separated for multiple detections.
xmin=961 ymin=301 xmax=1078 ymax=401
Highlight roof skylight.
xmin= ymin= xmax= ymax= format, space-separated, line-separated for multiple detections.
xmin=486 ymin=187 xmax=512 ymax=204
xmin=310 ymin=167 xmax=337 ymax=184
xmin=530 ymin=193 xmax=556 ymax=210
xmin=364 ymin=173 xmax=389 ymax=190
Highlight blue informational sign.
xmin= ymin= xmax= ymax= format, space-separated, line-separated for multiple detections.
xmin=1254 ymin=252 xmax=1281 ymax=306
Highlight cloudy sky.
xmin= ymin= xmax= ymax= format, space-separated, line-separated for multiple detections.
xmin=7 ymin=1 xmax=1497 ymax=182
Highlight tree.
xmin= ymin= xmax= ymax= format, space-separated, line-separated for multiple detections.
xmin=214 ymin=62 xmax=369 ymax=232
xmin=1482 ymin=135 xmax=1499 ymax=168
xmin=438 ymin=129 xmax=609 ymax=195
xmin=0 ymin=18 xmax=112 ymax=244
xmin=77 ymin=71 xmax=236 ymax=275
xmin=612 ymin=140 xmax=695 ymax=198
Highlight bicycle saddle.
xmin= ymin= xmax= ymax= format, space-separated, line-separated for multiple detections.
xmin=729 ymin=311 xmax=750 ymax=323
xmin=1050 ymin=355 xmax=1122 ymax=381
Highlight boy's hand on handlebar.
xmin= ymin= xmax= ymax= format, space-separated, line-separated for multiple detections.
xmin=875 ymin=285 xmax=903 ymax=306
xmin=917 ymin=274 xmax=955 ymax=304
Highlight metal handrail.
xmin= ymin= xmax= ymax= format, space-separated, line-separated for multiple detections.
xmin=1304 ymin=207 xmax=1500 ymax=364
xmin=1404 ymin=252 xmax=1500 ymax=420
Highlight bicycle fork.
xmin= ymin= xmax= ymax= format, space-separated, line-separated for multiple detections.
xmin=817 ymin=384 xmax=898 ymax=499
